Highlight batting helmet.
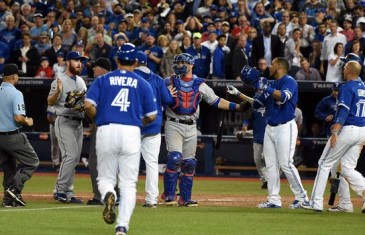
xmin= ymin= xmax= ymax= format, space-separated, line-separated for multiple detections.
xmin=172 ymin=53 xmax=194 ymax=75
xmin=240 ymin=65 xmax=261 ymax=86
xmin=340 ymin=53 xmax=361 ymax=63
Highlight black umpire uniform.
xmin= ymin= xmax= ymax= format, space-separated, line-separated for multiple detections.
xmin=0 ymin=64 xmax=39 ymax=207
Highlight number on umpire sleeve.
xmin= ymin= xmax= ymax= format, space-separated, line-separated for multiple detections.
xmin=111 ymin=88 xmax=131 ymax=112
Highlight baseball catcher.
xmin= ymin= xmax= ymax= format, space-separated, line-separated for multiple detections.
xmin=64 ymin=90 xmax=86 ymax=111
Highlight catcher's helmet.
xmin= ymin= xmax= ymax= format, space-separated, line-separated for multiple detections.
xmin=172 ymin=53 xmax=194 ymax=75
xmin=240 ymin=65 xmax=261 ymax=86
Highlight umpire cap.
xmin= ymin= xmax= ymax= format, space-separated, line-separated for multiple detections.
xmin=2 ymin=64 xmax=24 ymax=76
xmin=91 ymin=57 xmax=112 ymax=71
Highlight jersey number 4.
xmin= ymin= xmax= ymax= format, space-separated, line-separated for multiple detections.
xmin=111 ymin=88 xmax=131 ymax=112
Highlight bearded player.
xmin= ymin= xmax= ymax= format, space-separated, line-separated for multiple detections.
xmin=162 ymin=53 xmax=244 ymax=206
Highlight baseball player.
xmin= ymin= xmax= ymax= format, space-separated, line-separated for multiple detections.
xmin=134 ymin=51 xmax=175 ymax=208
xmin=301 ymin=61 xmax=365 ymax=213
xmin=47 ymin=51 xmax=87 ymax=204
xmin=0 ymin=64 xmax=39 ymax=207
xmin=314 ymin=83 xmax=340 ymax=137
xmin=162 ymin=53 xmax=244 ymax=207
xmin=86 ymin=57 xmax=112 ymax=206
xmin=227 ymin=84 xmax=268 ymax=189
xmin=251 ymin=57 xmax=309 ymax=209
xmin=84 ymin=43 xmax=157 ymax=235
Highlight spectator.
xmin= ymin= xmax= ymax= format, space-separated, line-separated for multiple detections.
xmin=44 ymin=34 xmax=67 ymax=67
xmin=302 ymin=1 xmax=326 ymax=24
xmin=59 ymin=19 xmax=77 ymax=52
xmin=284 ymin=28 xmax=303 ymax=76
xmin=160 ymin=40 xmax=181 ymax=78
xmin=185 ymin=32 xmax=211 ymax=79
xmin=326 ymin=42 xmax=344 ymax=82
xmin=185 ymin=16 xmax=203 ymax=34
xmin=180 ymin=34 xmax=191 ymax=53
xmin=0 ymin=15 xmax=22 ymax=51
xmin=18 ymin=3 xmax=34 ymax=29
xmin=109 ymin=34 xmax=127 ymax=71
xmin=295 ymin=57 xmax=322 ymax=81
xmin=257 ymin=57 xmax=270 ymax=78
xmin=345 ymin=26 xmax=364 ymax=54
xmin=34 ymin=31 xmax=51 ymax=55
xmin=212 ymin=34 xmax=230 ymax=79
xmin=201 ymin=22 xmax=217 ymax=42
xmin=35 ymin=56 xmax=53 ymax=78
xmin=173 ymin=19 xmax=191 ymax=47
xmin=272 ymin=11 xmax=295 ymax=37
xmin=326 ymin=0 xmax=341 ymax=20
xmin=340 ymin=16 xmax=355 ymax=43
xmin=202 ymin=30 xmax=218 ymax=55
xmin=13 ymin=32 xmax=39 ymax=77
xmin=87 ymin=16 xmax=100 ymax=38
xmin=311 ymin=8 xmax=326 ymax=31
xmin=314 ymin=22 xmax=329 ymax=42
xmin=277 ymin=22 xmax=289 ymax=44
xmin=320 ymin=20 xmax=347 ymax=77
xmin=0 ymin=0 xmax=11 ymax=22
xmin=76 ymin=27 xmax=89 ymax=48
xmin=30 ymin=13 xmax=48 ymax=40
xmin=231 ymin=34 xmax=249 ymax=81
xmin=221 ymin=21 xmax=236 ymax=51
xmin=88 ymin=32 xmax=112 ymax=62
xmin=157 ymin=34 xmax=169 ymax=54
xmin=48 ymin=22 xmax=61 ymax=41
xmin=251 ymin=21 xmax=283 ymax=68
xmin=52 ymin=51 xmax=66 ymax=78
xmin=74 ymin=41 xmax=89 ymax=77
xmin=308 ymin=39 xmax=323 ymax=76
xmin=298 ymin=12 xmax=316 ymax=58
xmin=250 ymin=2 xmax=275 ymax=33
xmin=138 ymin=32 xmax=163 ymax=74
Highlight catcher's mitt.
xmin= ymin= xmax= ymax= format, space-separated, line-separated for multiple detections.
xmin=64 ymin=90 xmax=86 ymax=111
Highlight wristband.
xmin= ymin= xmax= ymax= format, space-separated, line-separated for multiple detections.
xmin=229 ymin=102 xmax=236 ymax=111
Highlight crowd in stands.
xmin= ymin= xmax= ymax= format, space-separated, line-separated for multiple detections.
xmin=0 ymin=0 xmax=364 ymax=81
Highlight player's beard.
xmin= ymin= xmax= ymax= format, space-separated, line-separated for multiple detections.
xmin=69 ymin=64 xmax=81 ymax=76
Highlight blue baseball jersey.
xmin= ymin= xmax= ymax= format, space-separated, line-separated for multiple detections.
xmin=134 ymin=66 xmax=173 ymax=134
xmin=138 ymin=45 xmax=163 ymax=74
xmin=86 ymin=69 xmax=157 ymax=127
xmin=315 ymin=94 xmax=337 ymax=136
xmin=0 ymin=82 xmax=26 ymax=131
xmin=254 ymin=75 xmax=297 ymax=125
xmin=242 ymin=93 xmax=267 ymax=144
xmin=335 ymin=79 xmax=365 ymax=127
xmin=185 ymin=45 xmax=211 ymax=78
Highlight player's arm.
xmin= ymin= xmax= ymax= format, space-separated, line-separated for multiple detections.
xmin=48 ymin=79 xmax=62 ymax=106
xmin=14 ymin=115 xmax=33 ymax=126
xmin=226 ymin=85 xmax=254 ymax=104
xmin=258 ymin=77 xmax=295 ymax=102
xmin=13 ymin=92 xmax=33 ymax=126
xmin=142 ymin=80 xmax=158 ymax=126
xmin=200 ymin=83 xmax=242 ymax=111
xmin=330 ymin=90 xmax=351 ymax=147
xmin=84 ymin=100 xmax=96 ymax=120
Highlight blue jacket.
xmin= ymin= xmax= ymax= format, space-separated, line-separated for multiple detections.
xmin=185 ymin=45 xmax=211 ymax=78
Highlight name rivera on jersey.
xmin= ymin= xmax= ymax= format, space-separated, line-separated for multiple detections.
xmin=109 ymin=76 xmax=138 ymax=88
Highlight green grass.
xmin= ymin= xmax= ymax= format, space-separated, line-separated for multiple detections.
xmin=0 ymin=173 xmax=364 ymax=235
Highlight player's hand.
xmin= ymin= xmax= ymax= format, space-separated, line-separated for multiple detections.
xmin=256 ymin=77 xmax=268 ymax=90
xmin=168 ymin=86 xmax=177 ymax=98
xmin=226 ymin=85 xmax=241 ymax=97
xmin=56 ymin=78 xmax=62 ymax=94
xmin=330 ymin=133 xmax=337 ymax=148
xmin=25 ymin=117 xmax=34 ymax=126
xmin=325 ymin=115 xmax=333 ymax=122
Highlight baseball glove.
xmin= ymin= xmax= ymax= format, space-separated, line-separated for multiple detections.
xmin=64 ymin=90 xmax=86 ymax=112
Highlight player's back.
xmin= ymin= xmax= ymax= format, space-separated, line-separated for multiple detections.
xmin=338 ymin=80 xmax=365 ymax=127
xmin=89 ymin=69 xmax=156 ymax=127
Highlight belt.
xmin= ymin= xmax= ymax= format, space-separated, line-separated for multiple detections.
xmin=0 ymin=129 xmax=20 ymax=135
xmin=61 ymin=116 xmax=83 ymax=122
xmin=168 ymin=118 xmax=196 ymax=125
xmin=269 ymin=121 xmax=288 ymax=127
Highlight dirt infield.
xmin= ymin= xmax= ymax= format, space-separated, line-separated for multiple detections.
xmin=20 ymin=173 xmax=363 ymax=208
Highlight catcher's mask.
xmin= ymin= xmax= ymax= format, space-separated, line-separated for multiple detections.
xmin=172 ymin=53 xmax=194 ymax=76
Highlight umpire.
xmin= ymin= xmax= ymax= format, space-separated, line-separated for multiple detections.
xmin=0 ymin=64 xmax=39 ymax=207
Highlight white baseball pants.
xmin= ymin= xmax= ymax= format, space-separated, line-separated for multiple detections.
xmin=96 ymin=124 xmax=141 ymax=231
xmin=141 ymin=133 xmax=161 ymax=205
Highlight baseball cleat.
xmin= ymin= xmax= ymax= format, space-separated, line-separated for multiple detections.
xmin=115 ymin=226 xmax=127 ymax=235
xmin=142 ymin=203 xmax=157 ymax=208
xmin=327 ymin=206 xmax=353 ymax=213
xmin=103 ymin=192 xmax=116 ymax=224
xmin=69 ymin=196 xmax=83 ymax=204
xmin=179 ymin=200 xmax=198 ymax=207
xmin=87 ymin=198 xmax=103 ymax=205
xmin=361 ymin=203 xmax=365 ymax=214
xmin=56 ymin=193 xmax=68 ymax=203
xmin=300 ymin=201 xmax=322 ymax=212
xmin=163 ymin=199 xmax=178 ymax=206
xmin=289 ymin=200 xmax=308 ymax=209
xmin=256 ymin=201 xmax=281 ymax=208
xmin=6 ymin=188 xmax=26 ymax=207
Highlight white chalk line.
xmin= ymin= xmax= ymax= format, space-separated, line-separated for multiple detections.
xmin=0 ymin=205 xmax=95 ymax=212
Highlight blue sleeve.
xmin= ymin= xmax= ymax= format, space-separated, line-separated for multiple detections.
xmin=314 ymin=99 xmax=328 ymax=120
xmin=278 ymin=78 xmax=296 ymax=104
xmin=141 ymin=80 xmax=157 ymax=117
xmin=13 ymin=91 xmax=26 ymax=116
xmin=159 ymin=78 xmax=173 ymax=105
xmin=335 ymin=86 xmax=352 ymax=124
xmin=86 ymin=77 xmax=102 ymax=106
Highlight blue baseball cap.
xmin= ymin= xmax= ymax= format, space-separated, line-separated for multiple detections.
xmin=136 ymin=51 xmax=147 ymax=65
xmin=117 ymin=43 xmax=138 ymax=61
xmin=141 ymin=17 xmax=149 ymax=23
xmin=66 ymin=51 xmax=87 ymax=61
xmin=210 ymin=4 xmax=217 ymax=11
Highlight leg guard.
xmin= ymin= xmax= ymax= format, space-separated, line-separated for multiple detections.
xmin=163 ymin=151 xmax=182 ymax=201
xmin=179 ymin=158 xmax=197 ymax=203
